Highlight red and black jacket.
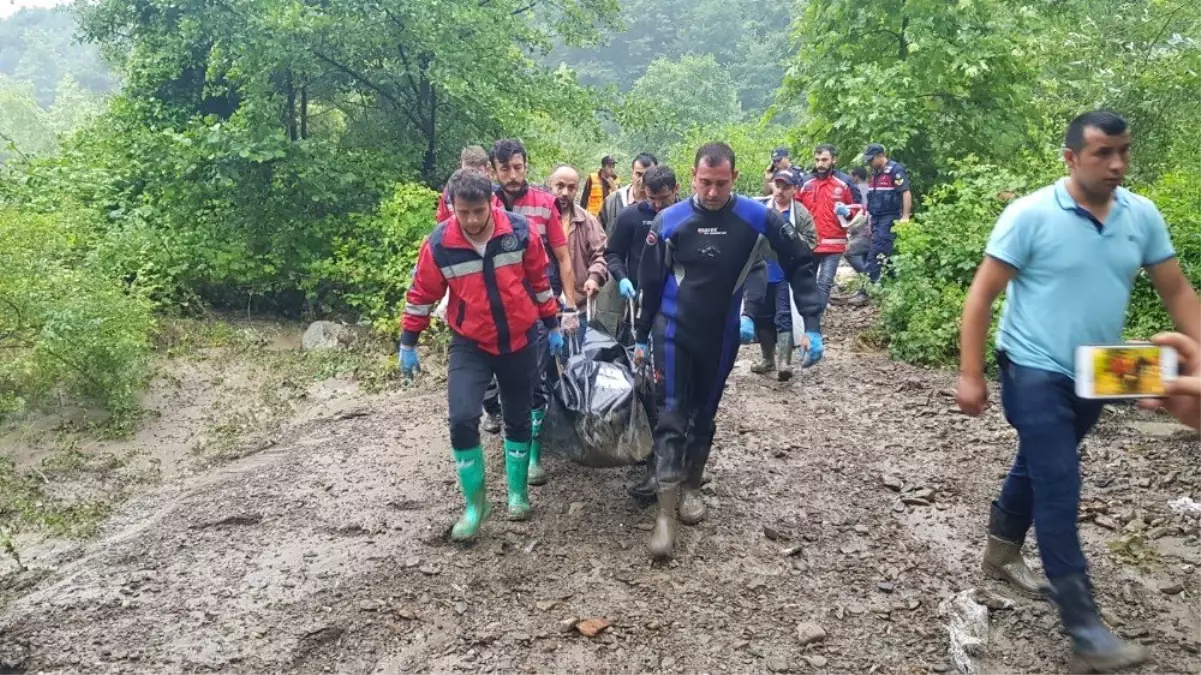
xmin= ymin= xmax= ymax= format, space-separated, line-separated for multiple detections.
xmin=402 ymin=209 xmax=560 ymax=355
xmin=496 ymin=184 xmax=566 ymax=295
xmin=797 ymin=174 xmax=863 ymax=254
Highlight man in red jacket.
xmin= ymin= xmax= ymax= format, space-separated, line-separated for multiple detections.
xmin=797 ymin=143 xmax=864 ymax=316
xmin=400 ymin=168 xmax=564 ymax=541
xmin=435 ymin=145 xmax=502 ymax=222
xmin=490 ymin=139 xmax=579 ymax=472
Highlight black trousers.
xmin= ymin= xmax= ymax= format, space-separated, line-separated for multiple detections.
xmin=448 ymin=334 xmax=538 ymax=449
xmin=483 ymin=320 xmax=555 ymax=417
xmin=649 ymin=314 xmax=739 ymax=488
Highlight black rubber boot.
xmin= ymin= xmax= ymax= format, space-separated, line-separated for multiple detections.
xmin=627 ymin=457 xmax=658 ymax=503
xmin=1044 ymin=574 xmax=1148 ymax=673
xmin=983 ymin=502 xmax=1043 ymax=597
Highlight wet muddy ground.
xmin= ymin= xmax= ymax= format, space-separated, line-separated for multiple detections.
xmin=0 ymin=307 xmax=1197 ymax=674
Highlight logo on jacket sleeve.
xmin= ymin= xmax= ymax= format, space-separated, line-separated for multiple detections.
xmin=501 ymin=233 xmax=519 ymax=252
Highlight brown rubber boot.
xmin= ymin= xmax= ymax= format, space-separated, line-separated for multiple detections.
xmin=678 ymin=487 xmax=706 ymax=525
xmin=647 ymin=485 xmax=680 ymax=560
xmin=983 ymin=503 xmax=1044 ymax=598
xmin=983 ymin=535 xmax=1044 ymax=598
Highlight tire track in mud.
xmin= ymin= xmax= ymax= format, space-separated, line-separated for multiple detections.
xmin=0 ymin=309 xmax=1197 ymax=674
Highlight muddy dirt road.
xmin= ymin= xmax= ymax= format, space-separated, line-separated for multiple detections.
xmin=0 ymin=308 xmax=1198 ymax=674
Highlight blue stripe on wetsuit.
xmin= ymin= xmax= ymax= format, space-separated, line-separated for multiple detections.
xmin=657 ymin=202 xmax=692 ymax=411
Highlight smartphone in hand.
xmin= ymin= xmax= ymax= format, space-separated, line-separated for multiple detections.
xmin=1075 ymin=344 xmax=1179 ymax=399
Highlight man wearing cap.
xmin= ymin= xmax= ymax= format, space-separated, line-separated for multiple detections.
xmin=862 ymin=143 xmax=911 ymax=284
xmin=762 ymin=147 xmax=805 ymax=195
xmin=744 ymin=170 xmax=817 ymax=380
xmin=581 ymin=156 xmax=620 ymax=218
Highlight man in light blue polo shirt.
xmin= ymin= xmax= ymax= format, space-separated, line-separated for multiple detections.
xmin=957 ymin=111 xmax=1200 ymax=674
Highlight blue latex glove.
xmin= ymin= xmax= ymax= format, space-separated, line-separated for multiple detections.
xmin=740 ymin=316 xmax=755 ymax=343
xmin=618 ymin=278 xmax=637 ymax=299
xmin=399 ymin=345 xmax=420 ymax=378
xmin=634 ymin=342 xmax=649 ymax=366
xmin=834 ymin=203 xmax=851 ymax=218
xmin=547 ymin=328 xmax=565 ymax=356
xmin=801 ymin=331 xmax=824 ymax=368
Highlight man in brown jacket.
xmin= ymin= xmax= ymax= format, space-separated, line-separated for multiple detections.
xmin=548 ymin=165 xmax=609 ymax=330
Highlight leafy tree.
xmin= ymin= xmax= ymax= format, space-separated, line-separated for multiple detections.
xmin=0 ymin=7 xmax=118 ymax=106
xmin=0 ymin=77 xmax=56 ymax=158
xmin=548 ymin=0 xmax=792 ymax=112
xmin=78 ymin=0 xmax=620 ymax=185
xmin=620 ymin=55 xmax=742 ymax=155
xmin=777 ymin=0 xmax=1039 ymax=187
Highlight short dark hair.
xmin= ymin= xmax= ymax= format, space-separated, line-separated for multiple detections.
xmin=447 ymin=168 xmax=493 ymax=204
xmin=633 ymin=153 xmax=658 ymax=169
xmin=850 ymin=166 xmax=868 ymax=180
xmin=694 ymin=142 xmax=736 ymax=171
xmin=489 ymin=138 xmax=527 ymax=166
xmin=814 ymin=143 xmax=838 ymax=157
xmin=460 ymin=145 xmax=488 ymax=169
xmin=1064 ymin=111 xmax=1128 ymax=152
xmin=643 ymin=165 xmax=677 ymax=193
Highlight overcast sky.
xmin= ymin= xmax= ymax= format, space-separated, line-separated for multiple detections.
xmin=1 ymin=0 xmax=67 ymax=19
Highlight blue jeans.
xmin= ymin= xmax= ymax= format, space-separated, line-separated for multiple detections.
xmin=772 ymin=282 xmax=793 ymax=334
xmin=844 ymin=251 xmax=870 ymax=275
xmin=994 ymin=353 xmax=1103 ymax=581
xmin=815 ymin=253 xmax=841 ymax=313
xmin=867 ymin=214 xmax=897 ymax=282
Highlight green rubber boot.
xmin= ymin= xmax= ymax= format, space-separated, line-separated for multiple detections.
xmin=505 ymin=438 xmax=533 ymax=520
xmin=450 ymin=446 xmax=491 ymax=541
xmin=528 ymin=409 xmax=547 ymax=486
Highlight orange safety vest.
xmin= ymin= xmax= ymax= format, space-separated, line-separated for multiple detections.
xmin=585 ymin=172 xmax=606 ymax=216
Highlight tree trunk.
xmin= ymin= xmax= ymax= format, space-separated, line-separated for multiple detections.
xmin=285 ymin=69 xmax=298 ymax=141
xmin=419 ymin=54 xmax=437 ymax=185
xmin=300 ymin=82 xmax=308 ymax=140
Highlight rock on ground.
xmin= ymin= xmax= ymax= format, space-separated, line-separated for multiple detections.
xmin=302 ymin=320 xmax=366 ymax=351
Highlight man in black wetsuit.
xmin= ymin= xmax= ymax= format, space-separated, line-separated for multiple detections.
xmin=634 ymin=142 xmax=826 ymax=560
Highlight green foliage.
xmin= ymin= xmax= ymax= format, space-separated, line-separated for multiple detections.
xmin=879 ymin=157 xmax=1057 ymax=367
xmin=0 ymin=7 xmax=118 ymax=107
xmin=619 ymin=55 xmax=742 ymax=154
xmin=304 ymin=183 xmax=439 ymax=333
xmin=665 ymin=121 xmax=788 ymax=197
xmin=1124 ymin=171 xmax=1201 ymax=338
xmin=0 ymin=206 xmax=154 ymax=421
xmin=778 ymin=0 xmax=1039 ymax=188
xmin=548 ymin=0 xmax=792 ymax=112
xmin=75 ymin=0 xmax=620 ymax=185
xmin=0 ymin=75 xmax=108 ymax=159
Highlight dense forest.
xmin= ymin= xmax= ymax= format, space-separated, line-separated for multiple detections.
xmin=0 ymin=0 xmax=1198 ymax=422
xmin=0 ymin=6 xmax=115 ymax=156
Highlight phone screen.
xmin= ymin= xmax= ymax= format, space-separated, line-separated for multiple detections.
xmin=1088 ymin=345 xmax=1168 ymax=397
